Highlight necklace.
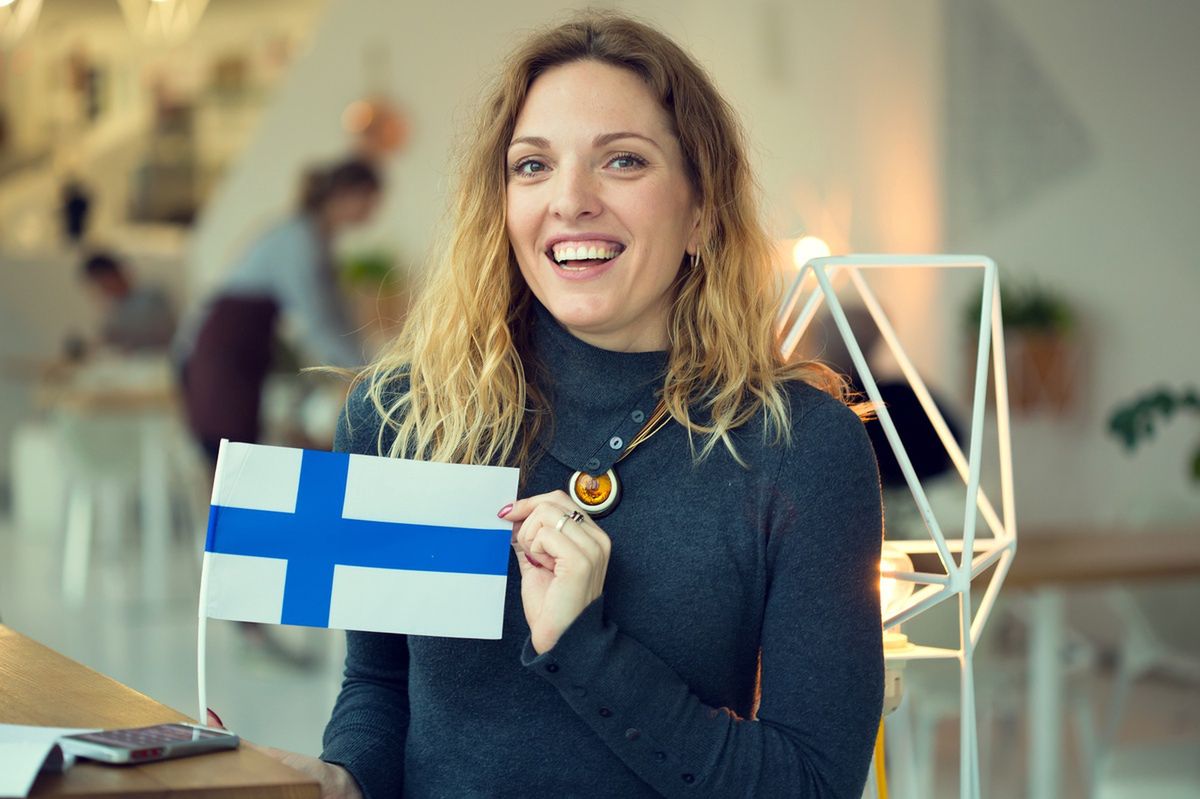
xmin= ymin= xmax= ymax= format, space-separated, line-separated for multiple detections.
xmin=568 ymin=399 xmax=672 ymax=517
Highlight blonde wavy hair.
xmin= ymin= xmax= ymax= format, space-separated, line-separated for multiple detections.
xmin=360 ymin=11 xmax=849 ymax=468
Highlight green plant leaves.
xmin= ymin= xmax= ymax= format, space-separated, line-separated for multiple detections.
xmin=1107 ymin=385 xmax=1200 ymax=484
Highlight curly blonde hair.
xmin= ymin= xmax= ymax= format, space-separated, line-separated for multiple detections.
xmin=360 ymin=11 xmax=848 ymax=467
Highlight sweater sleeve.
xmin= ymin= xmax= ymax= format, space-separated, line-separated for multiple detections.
xmin=521 ymin=396 xmax=885 ymax=798
xmin=320 ymin=380 xmax=410 ymax=799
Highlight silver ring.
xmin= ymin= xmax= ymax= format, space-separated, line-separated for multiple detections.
xmin=555 ymin=509 xmax=587 ymax=532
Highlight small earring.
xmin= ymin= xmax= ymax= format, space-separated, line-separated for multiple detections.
xmin=690 ymin=252 xmax=700 ymax=270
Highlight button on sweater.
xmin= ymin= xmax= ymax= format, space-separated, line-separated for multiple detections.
xmin=320 ymin=304 xmax=884 ymax=798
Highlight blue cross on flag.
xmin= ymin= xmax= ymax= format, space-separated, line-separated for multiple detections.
xmin=201 ymin=440 xmax=519 ymax=639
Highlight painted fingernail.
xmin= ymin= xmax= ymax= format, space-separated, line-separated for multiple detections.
xmin=524 ymin=553 xmax=543 ymax=569
xmin=206 ymin=707 xmax=225 ymax=728
xmin=498 ymin=503 xmax=514 ymax=518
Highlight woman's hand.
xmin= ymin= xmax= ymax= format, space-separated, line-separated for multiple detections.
xmin=206 ymin=710 xmax=362 ymax=799
xmin=501 ymin=490 xmax=612 ymax=654
xmin=256 ymin=747 xmax=362 ymax=799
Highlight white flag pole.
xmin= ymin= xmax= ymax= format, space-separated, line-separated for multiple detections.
xmin=197 ymin=550 xmax=212 ymax=723
xmin=197 ymin=439 xmax=227 ymax=725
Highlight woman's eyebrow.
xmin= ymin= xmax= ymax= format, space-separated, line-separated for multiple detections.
xmin=593 ymin=131 xmax=661 ymax=150
xmin=509 ymin=135 xmax=550 ymax=150
xmin=507 ymin=131 xmax=663 ymax=151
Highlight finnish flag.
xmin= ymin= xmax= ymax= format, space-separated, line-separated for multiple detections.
xmin=201 ymin=440 xmax=519 ymax=639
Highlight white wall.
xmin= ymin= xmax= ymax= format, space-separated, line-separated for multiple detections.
xmin=943 ymin=0 xmax=1200 ymax=526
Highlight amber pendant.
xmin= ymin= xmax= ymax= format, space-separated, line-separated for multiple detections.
xmin=569 ymin=468 xmax=621 ymax=517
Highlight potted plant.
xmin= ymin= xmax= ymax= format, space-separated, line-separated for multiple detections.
xmin=964 ymin=278 xmax=1079 ymax=413
xmin=1108 ymin=386 xmax=1200 ymax=485
xmin=340 ymin=248 xmax=409 ymax=351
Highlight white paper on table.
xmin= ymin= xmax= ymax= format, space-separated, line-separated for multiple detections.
xmin=0 ymin=724 xmax=97 ymax=798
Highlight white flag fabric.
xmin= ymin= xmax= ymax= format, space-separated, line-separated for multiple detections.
xmin=201 ymin=440 xmax=519 ymax=639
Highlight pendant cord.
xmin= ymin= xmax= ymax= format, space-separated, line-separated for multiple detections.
xmin=616 ymin=400 xmax=672 ymax=464
xmin=569 ymin=400 xmax=671 ymax=516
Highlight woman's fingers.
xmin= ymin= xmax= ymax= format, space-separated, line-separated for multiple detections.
xmin=512 ymin=540 xmax=552 ymax=570
xmin=520 ymin=504 xmax=606 ymax=563
xmin=508 ymin=493 xmax=575 ymax=569
xmin=550 ymin=512 xmax=609 ymax=561
xmin=504 ymin=490 xmax=611 ymax=575
xmin=499 ymin=490 xmax=578 ymax=522
xmin=513 ymin=501 xmax=571 ymax=552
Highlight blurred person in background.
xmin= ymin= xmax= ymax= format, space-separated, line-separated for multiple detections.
xmin=175 ymin=157 xmax=382 ymax=465
xmin=80 ymin=250 xmax=177 ymax=354
xmin=61 ymin=177 xmax=93 ymax=245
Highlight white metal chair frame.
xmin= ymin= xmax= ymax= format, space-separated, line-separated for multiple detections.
xmin=777 ymin=255 xmax=1018 ymax=799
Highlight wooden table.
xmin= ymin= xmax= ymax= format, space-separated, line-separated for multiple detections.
xmin=1004 ymin=527 xmax=1200 ymax=588
xmin=1017 ymin=528 xmax=1200 ymax=799
xmin=0 ymin=625 xmax=319 ymax=798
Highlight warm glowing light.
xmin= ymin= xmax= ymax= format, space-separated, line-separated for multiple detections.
xmin=342 ymin=97 xmax=409 ymax=156
xmin=0 ymin=0 xmax=41 ymax=46
xmin=118 ymin=0 xmax=208 ymax=45
xmin=791 ymin=235 xmax=831 ymax=270
xmin=879 ymin=544 xmax=915 ymax=617
xmin=342 ymin=100 xmax=374 ymax=134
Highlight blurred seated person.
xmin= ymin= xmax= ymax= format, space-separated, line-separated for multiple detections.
xmin=81 ymin=251 xmax=177 ymax=353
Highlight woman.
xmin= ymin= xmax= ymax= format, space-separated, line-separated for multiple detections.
xmin=263 ymin=13 xmax=882 ymax=798
xmin=178 ymin=158 xmax=382 ymax=462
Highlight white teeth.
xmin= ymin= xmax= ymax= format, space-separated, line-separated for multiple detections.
xmin=550 ymin=242 xmax=623 ymax=264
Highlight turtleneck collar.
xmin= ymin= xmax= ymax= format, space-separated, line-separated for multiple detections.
xmin=529 ymin=300 xmax=668 ymax=473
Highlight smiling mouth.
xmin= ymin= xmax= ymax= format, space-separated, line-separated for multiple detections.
xmin=544 ymin=242 xmax=626 ymax=271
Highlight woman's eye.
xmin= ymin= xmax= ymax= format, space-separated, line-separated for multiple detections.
xmin=511 ymin=159 xmax=547 ymax=176
xmin=609 ymin=153 xmax=647 ymax=171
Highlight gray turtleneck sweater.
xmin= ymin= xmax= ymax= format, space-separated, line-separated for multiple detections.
xmin=320 ymin=305 xmax=884 ymax=798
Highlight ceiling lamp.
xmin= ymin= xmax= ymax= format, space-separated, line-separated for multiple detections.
xmin=791 ymin=234 xmax=831 ymax=270
xmin=0 ymin=0 xmax=42 ymax=48
xmin=118 ymin=0 xmax=209 ymax=46
xmin=342 ymin=96 xmax=410 ymax=159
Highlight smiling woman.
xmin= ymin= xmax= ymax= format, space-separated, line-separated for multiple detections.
xmin=303 ymin=11 xmax=884 ymax=799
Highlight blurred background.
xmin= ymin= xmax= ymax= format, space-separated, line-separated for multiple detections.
xmin=0 ymin=0 xmax=1196 ymax=797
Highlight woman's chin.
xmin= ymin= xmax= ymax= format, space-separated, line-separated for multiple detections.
xmin=544 ymin=300 xmax=669 ymax=351
xmin=543 ymin=297 xmax=617 ymax=333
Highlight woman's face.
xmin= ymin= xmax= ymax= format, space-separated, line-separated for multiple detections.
xmin=506 ymin=60 xmax=701 ymax=352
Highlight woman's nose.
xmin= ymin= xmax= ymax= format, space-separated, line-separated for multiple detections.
xmin=548 ymin=164 xmax=601 ymax=220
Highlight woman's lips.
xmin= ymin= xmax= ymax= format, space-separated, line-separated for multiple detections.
xmin=543 ymin=247 xmax=623 ymax=281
